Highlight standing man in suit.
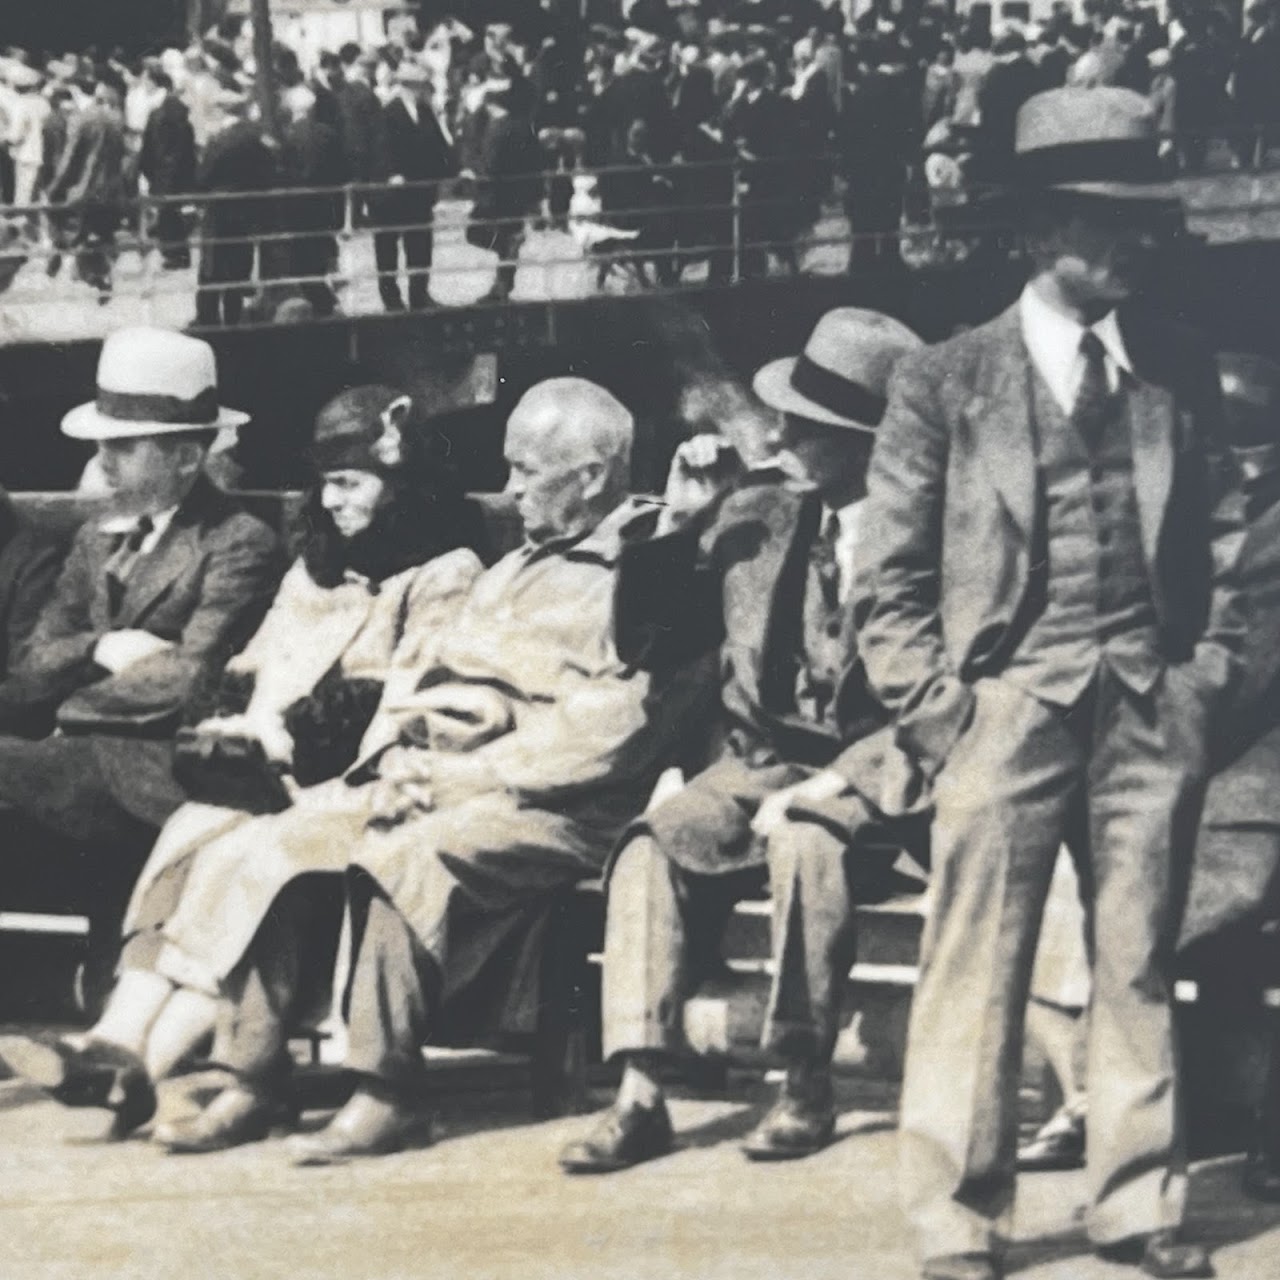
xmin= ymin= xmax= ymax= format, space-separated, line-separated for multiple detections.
xmin=0 ymin=327 xmax=281 ymax=951
xmin=46 ymin=76 xmax=126 ymax=301
xmin=374 ymin=61 xmax=456 ymax=313
xmin=856 ymin=88 xmax=1243 ymax=1280
xmin=137 ymin=66 xmax=196 ymax=271
xmin=194 ymin=92 xmax=277 ymax=328
xmin=276 ymin=86 xmax=346 ymax=319
xmin=560 ymin=309 xmax=930 ymax=1174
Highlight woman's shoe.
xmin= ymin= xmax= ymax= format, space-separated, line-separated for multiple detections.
xmin=0 ymin=1034 xmax=156 ymax=1137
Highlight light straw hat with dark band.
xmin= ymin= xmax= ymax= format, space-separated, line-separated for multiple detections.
xmin=752 ymin=307 xmax=923 ymax=432
xmin=62 ymin=328 xmax=249 ymax=440
xmin=1014 ymin=86 xmax=1180 ymax=201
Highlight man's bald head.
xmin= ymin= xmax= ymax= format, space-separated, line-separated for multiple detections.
xmin=504 ymin=378 xmax=635 ymax=545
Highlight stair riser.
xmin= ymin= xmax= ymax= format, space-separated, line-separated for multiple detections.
xmin=722 ymin=904 xmax=924 ymax=968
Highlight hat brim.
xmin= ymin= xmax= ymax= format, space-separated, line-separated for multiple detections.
xmin=753 ymin=358 xmax=878 ymax=432
xmin=61 ymin=402 xmax=250 ymax=440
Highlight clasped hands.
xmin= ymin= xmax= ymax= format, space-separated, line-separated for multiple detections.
xmin=751 ymin=769 xmax=847 ymax=840
xmin=368 ymin=745 xmax=494 ymax=828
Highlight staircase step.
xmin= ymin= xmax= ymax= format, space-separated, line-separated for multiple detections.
xmin=722 ymin=894 xmax=926 ymax=967
xmin=682 ymin=959 xmax=917 ymax=1080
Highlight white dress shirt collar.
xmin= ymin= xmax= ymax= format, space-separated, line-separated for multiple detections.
xmin=1019 ymin=282 xmax=1134 ymax=415
xmin=100 ymin=505 xmax=178 ymax=555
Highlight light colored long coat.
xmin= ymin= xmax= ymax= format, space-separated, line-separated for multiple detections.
xmin=122 ymin=547 xmax=482 ymax=993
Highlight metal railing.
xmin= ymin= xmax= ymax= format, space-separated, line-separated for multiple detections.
xmin=0 ymin=145 xmax=1278 ymax=342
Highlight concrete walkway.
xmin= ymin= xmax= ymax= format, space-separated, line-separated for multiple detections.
xmin=2 ymin=1076 xmax=1278 ymax=1280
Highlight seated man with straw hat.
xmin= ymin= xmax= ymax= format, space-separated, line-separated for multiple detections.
xmin=0 ymin=326 xmax=282 ymax=940
xmin=560 ymin=308 xmax=931 ymax=1174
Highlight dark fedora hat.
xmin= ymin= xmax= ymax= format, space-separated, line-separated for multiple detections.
xmin=753 ymin=308 xmax=923 ymax=433
xmin=1014 ymin=86 xmax=1180 ymax=201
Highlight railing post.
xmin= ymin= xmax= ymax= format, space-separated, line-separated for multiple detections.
xmin=731 ymin=161 xmax=742 ymax=284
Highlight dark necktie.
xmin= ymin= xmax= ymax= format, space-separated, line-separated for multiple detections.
xmin=105 ymin=515 xmax=154 ymax=616
xmin=1072 ymin=330 xmax=1112 ymax=451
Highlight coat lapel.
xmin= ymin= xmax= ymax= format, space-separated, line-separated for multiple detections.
xmin=114 ymin=482 xmax=216 ymax=626
xmin=754 ymin=491 xmax=820 ymax=707
xmin=116 ymin=516 xmax=198 ymax=625
xmin=966 ymin=306 xmax=1038 ymax=537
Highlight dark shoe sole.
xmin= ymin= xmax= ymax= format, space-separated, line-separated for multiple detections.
xmin=741 ymin=1137 xmax=832 ymax=1162
xmin=1016 ymin=1152 xmax=1085 ymax=1173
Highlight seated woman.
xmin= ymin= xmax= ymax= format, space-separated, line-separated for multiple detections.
xmin=0 ymin=385 xmax=485 ymax=1136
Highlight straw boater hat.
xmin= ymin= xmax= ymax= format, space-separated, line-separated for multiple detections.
xmin=62 ymin=328 xmax=249 ymax=441
xmin=753 ymin=308 xmax=923 ymax=432
xmin=1014 ymin=85 xmax=1179 ymax=201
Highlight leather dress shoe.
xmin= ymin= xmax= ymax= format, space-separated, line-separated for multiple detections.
xmin=1096 ymin=1230 xmax=1214 ymax=1278
xmin=921 ymin=1252 xmax=1003 ymax=1280
xmin=155 ymin=1083 xmax=286 ymax=1154
xmin=0 ymin=1033 xmax=156 ymax=1138
xmin=1016 ymin=1108 xmax=1085 ymax=1172
xmin=558 ymin=1101 xmax=674 ymax=1174
xmin=740 ymin=1074 xmax=836 ymax=1162
xmin=286 ymin=1084 xmax=433 ymax=1167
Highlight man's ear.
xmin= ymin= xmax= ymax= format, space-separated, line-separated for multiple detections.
xmin=578 ymin=458 xmax=608 ymax=503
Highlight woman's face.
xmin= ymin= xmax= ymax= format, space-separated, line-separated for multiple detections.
xmin=321 ymin=468 xmax=388 ymax=539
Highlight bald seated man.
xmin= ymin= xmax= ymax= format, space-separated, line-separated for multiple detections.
xmin=159 ymin=377 xmax=710 ymax=1161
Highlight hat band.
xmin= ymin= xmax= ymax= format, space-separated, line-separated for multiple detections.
xmin=96 ymin=386 xmax=220 ymax=425
xmin=1016 ymin=139 xmax=1163 ymax=189
xmin=789 ymin=355 xmax=887 ymax=426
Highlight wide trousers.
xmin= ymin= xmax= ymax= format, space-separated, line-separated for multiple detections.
xmin=900 ymin=666 xmax=1211 ymax=1259
xmin=602 ymin=759 xmax=917 ymax=1065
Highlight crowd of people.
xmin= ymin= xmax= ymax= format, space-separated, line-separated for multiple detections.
xmin=2 ymin=73 xmax=1280 ymax=1280
xmin=0 ymin=0 xmax=1278 ymax=317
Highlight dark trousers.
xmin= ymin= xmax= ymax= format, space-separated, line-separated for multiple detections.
xmin=217 ymin=874 xmax=347 ymax=1081
xmin=290 ymin=233 xmax=337 ymax=317
xmin=374 ymin=228 xmax=432 ymax=311
xmin=152 ymin=200 xmax=189 ymax=267
xmin=196 ymin=236 xmax=254 ymax=327
xmin=900 ymin=667 xmax=1211 ymax=1258
xmin=72 ymin=202 xmax=118 ymax=295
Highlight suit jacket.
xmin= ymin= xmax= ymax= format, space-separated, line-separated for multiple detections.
xmin=279 ymin=117 xmax=346 ymax=233
xmin=198 ymin=120 xmax=278 ymax=237
xmin=47 ymin=102 xmax=126 ymax=206
xmin=0 ymin=502 xmax=64 ymax=678
xmin=855 ymin=302 xmax=1247 ymax=776
xmin=0 ymin=476 xmax=283 ymax=739
xmin=138 ymin=93 xmax=196 ymax=195
xmin=1184 ymin=474 xmax=1280 ymax=943
xmin=616 ymin=479 xmax=928 ymax=827
xmin=377 ymin=98 xmax=456 ymax=227
xmin=336 ymin=79 xmax=388 ymax=183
